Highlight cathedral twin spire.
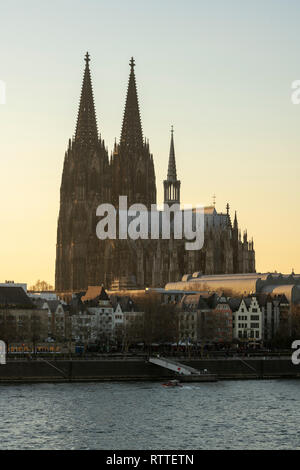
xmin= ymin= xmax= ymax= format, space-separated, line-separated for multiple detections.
xmin=120 ymin=57 xmax=144 ymax=150
xmin=73 ymin=53 xmax=176 ymax=203
xmin=75 ymin=53 xmax=146 ymax=153
xmin=75 ymin=52 xmax=98 ymax=147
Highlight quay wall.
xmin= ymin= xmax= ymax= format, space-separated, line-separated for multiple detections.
xmin=0 ymin=358 xmax=299 ymax=383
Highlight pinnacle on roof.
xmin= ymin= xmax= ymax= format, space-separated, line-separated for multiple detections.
xmin=226 ymin=203 xmax=231 ymax=227
xmin=75 ymin=52 xmax=98 ymax=146
xmin=234 ymin=211 xmax=238 ymax=230
xmin=120 ymin=57 xmax=143 ymax=150
xmin=167 ymin=125 xmax=177 ymax=182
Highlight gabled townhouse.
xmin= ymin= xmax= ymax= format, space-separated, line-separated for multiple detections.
xmin=70 ymin=287 xmax=144 ymax=346
xmin=230 ymin=296 xmax=263 ymax=342
xmin=110 ymin=295 xmax=144 ymax=346
xmin=31 ymin=297 xmax=67 ymax=340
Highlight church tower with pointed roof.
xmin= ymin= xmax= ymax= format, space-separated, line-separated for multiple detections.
xmin=55 ymin=53 xmax=110 ymax=294
xmin=74 ymin=52 xmax=98 ymax=147
xmin=111 ymin=57 xmax=156 ymax=208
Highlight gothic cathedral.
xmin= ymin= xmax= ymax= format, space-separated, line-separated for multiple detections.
xmin=55 ymin=54 xmax=255 ymax=295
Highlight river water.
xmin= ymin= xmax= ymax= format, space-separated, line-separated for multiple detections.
xmin=0 ymin=380 xmax=299 ymax=449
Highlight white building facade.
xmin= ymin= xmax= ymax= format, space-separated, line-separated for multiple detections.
xmin=231 ymin=297 xmax=263 ymax=342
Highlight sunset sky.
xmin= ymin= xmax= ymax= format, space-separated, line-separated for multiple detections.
xmin=0 ymin=0 xmax=300 ymax=287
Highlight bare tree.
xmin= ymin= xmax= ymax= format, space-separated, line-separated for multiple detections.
xmin=29 ymin=280 xmax=54 ymax=291
xmin=133 ymin=293 xmax=178 ymax=353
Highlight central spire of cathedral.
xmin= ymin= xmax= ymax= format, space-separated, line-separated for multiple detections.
xmin=164 ymin=127 xmax=181 ymax=205
xmin=75 ymin=52 xmax=98 ymax=146
xmin=167 ymin=125 xmax=177 ymax=181
xmin=120 ymin=57 xmax=143 ymax=149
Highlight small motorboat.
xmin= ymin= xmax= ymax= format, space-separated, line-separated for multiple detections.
xmin=162 ymin=379 xmax=182 ymax=387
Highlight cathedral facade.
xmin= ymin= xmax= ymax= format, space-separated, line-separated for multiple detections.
xmin=55 ymin=54 xmax=255 ymax=295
